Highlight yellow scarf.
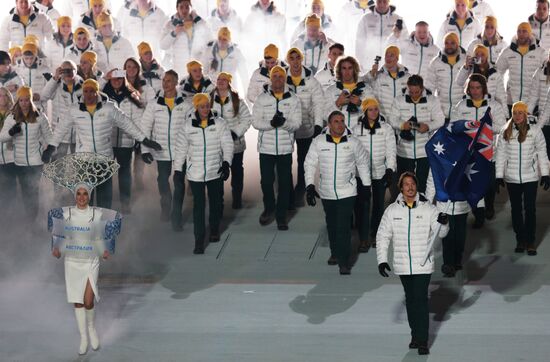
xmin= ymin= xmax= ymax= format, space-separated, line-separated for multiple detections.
xmin=455 ymin=18 xmax=465 ymax=30
xmin=19 ymin=15 xmax=29 ymax=26
xmin=332 ymin=135 xmax=341 ymax=144
xmin=273 ymin=92 xmax=283 ymax=100
xmin=102 ymin=37 xmax=113 ymax=51
xmin=218 ymin=49 xmax=228 ymax=59
xmin=86 ymin=104 xmax=97 ymax=115
xmin=473 ymin=99 xmax=483 ymax=108
xmin=343 ymin=82 xmax=357 ymax=92
xmin=165 ymin=97 xmax=175 ymax=110
xmin=447 ymin=55 xmax=457 ymax=66
xmin=291 ymin=75 xmax=302 ymax=87
xmin=518 ymin=45 xmax=529 ymax=56
xmin=200 ymin=118 xmax=208 ymax=128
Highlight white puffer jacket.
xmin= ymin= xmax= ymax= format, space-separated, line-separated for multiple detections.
xmin=495 ymin=123 xmax=549 ymax=184
xmin=364 ymin=64 xmax=411 ymax=117
xmin=141 ymin=60 xmax=165 ymax=95
xmin=173 ymin=112 xmax=234 ymax=182
xmin=246 ymin=60 xmax=287 ymax=104
xmin=426 ymin=49 xmax=467 ymax=119
xmin=93 ymin=34 xmax=136 ymax=73
xmin=0 ymin=6 xmax=54 ymax=50
xmin=0 ymin=112 xmax=52 ymax=166
xmin=78 ymin=10 xmax=121 ymax=39
xmin=466 ymin=34 xmax=508 ymax=66
xmin=314 ymin=62 xmax=336 ymax=91
xmin=425 ymin=170 xmax=470 ymax=215
xmin=469 ymin=0 xmax=495 ymax=21
xmin=436 ymin=11 xmax=482 ymax=50
xmin=32 ymin=1 xmax=60 ymax=23
xmin=210 ymin=91 xmax=252 ymax=154
xmin=335 ymin=1 xmax=371 ymax=56
xmin=355 ymin=5 xmax=408 ymax=69
xmin=206 ymin=9 xmax=244 ymax=43
xmin=290 ymin=13 xmax=335 ymax=44
xmin=351 ymin=115 xmax=397 ymax=180
xmin=140 ymin=91 xmax=191 ymax=162
xmin=200 ymin=41 xmax=248 ymax=90
xmin=455 ymin=66 xmax=507 ymax=111
xmin=304 ymin=131 xmax=371 ymax=200
xmin=50 ymin=95 xmax=146 ymax=158
xmin=536 ymin=87 xmax=550 ymax=126
xmin=41 ymin=77 xmax=84 ymax=144
xmin=450 ymin=95 xmax=507 ymax=138
xmin=285 ymin=66 xmax=325 ymax=139
xmin=291 ymin=33 xmax=333 ymax=75
xmin=376 ymin=193 xmax=449 ymax=275
xmin=496 ymin=37 xmax=546 ymax=106
xmin=110 ymin=96 xmax=146 ymax=148
xmin=324 ymin=81 xmax=374 ymax=128
xmin=252 ymin=85 xmax=302 ymax=155
xmin=386 ymin=32 xmax=440 ymax=81
xmin=45 ymin=34 xmax=75 ymax=69
xmin=527 ymin=63 xmax=550 ymax=115
xmin=389 ymin=89 xmax=445 ymax=159
xmin=72 ymin=0 xmax=112 ymax=20
xmin=66 ymin=42 xmax=96 ymax=66
xmin=179 ymin=76 xmax=215 ymax=101
xmin=121 ymin=4 xmax=167 ymax=57
xmin=160 ymin=14 xmax=213 ymax=77
xmin=15 ymin=59 xmax=52 ymax=111
xmin=0 ymin=114 xmax=14 ymax=165
xmin=529 ymin=14 xmax=550 ymax=51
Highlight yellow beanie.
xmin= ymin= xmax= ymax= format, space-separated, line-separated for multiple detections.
xmin=137 ymin=42 xmax=152 ymax=57
xmin=444 ymin=32 xmax=460 ymax=44
xmin=484 ymin=16 xmax=497 ymax=28
xmin=361 ymin=98 xmax=380 ymax=113
xmin=74 ymin=27 xmax=90 ymax=38
xmin=90 ymin=0 xmax=105 ymax=7
xmin=192 ymin=93 xmax=210 ymax=108
xmin=305 ymin=14 xmax=321 ymax=28
xmin=264 ymin=44 xmax=279 ymax=59
xmin=518 ymin=22 xmax=532 ymax=35
xmin=286 ymin=47 xmax=304 ymax=61
xmin=385 ymin=45 xmax=400 ymax=58
xmin=217 ymin=72 xmax=233 ymax=83
xmin=96 ymin=11 xmax=113 ymax=28
xmin=512 ymin=101 xmax=528 ymax=114
xmin=22 ymin=42 xmax=38 ymax=56
xmin=57 ymin=16 xmax=71 ymax=29
xmin=16 ymin=86 xmax=32 ymax=100
xmin=218 ymin=26 xmax=231 ymax=41
xmin=186 ymin=60 xmax=203 ymax=73
xmin=81 ymin=51 xmax=97 ymax=66
xmin=24 ymin=34 xmax=39 ymax=47
xmin=8 ymin=46 xmax=22 ymax=58
xmin=82 ymin=79 xmax=100 ymax=92
xmin=270 ymin=65 xmax=286 ymax=79
xmin=473 ymin=44 xmax=489 ymax=58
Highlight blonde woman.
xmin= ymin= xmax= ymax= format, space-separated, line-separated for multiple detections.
xmin=495 ymin=101 xmax=550 ymax=256
xmin=0 ymin=87 xmax=15 ymax=215
xmin=0 ymin=86 xmax=52 ymax=220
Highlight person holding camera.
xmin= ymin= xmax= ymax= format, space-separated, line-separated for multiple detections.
xmin=436 ymin=0 xmax=481 ymax=50
xmin=376 ymin=171 xmax=449 ymax=355
xmin=325 ymin=55 xmax=373 ymax=128
xmin=390 ymin=75 xmax=444 ymax=194
xmin=305 ymin=109 xmax=371 ymax=275
xmin=495 ymin=101 xmax=550 ymax=256
xmin=352 ymin=98 xmax=396 ymax=251
xmin=252 ymin=65 xmax=302 ymax=230
xmin=173 ymin=93 xmax=234 ymax=254
xmin=466 ymin=16 xmax=507 ymax=66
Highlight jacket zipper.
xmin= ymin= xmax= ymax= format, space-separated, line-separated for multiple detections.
xmin=334 ymin=142 xmax=339 ymax=199
xmin=202 ymin=127 xmax=207 ymax=182
xmin=408 ymin=207 xmax=412 ymax=275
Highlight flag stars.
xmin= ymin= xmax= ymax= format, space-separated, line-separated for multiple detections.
xmin=433 ymin=142 xmax=446 ymax=155
xmin=465 ymin=162 xmax=479 ymax=181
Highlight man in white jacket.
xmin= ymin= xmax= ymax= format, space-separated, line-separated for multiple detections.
xmin=42 ymin=78 xmax=162 ymax=208
xmin=291 ymin=14 xmax=333 ymax=74
xmin=93 ymin=11 xmax=135 ymax=73
xmin=305 ymin=110 xmax=371 ymax=275
xmin=376 ymin=171 xmax=449 ymax=356
xmin=0 ymin=0 xmax=54 ymax=50
xmin=314 ymin=42 xmax=344 ymax=91
xmin=173 ymin=93 xmax=233 ymax=254
xmin=252 ymin=65 xmax=302 ymax=230
xmin=355 ymin=0 xmax=407 ymax=70
xmin=529 ymin=0 xmax=550 ymax=51
xmin=247 ymin=43 xmax=286 ymax=104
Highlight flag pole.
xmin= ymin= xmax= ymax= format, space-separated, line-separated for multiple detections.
xmin=421 ymin=200 xmax=451 ymax=267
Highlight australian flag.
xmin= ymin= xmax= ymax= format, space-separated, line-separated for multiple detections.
xmin=425 ymin=108 xmax=493 ymax=208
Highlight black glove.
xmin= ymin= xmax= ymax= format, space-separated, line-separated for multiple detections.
xmin=408 ymin=116 xmax=419 ymax=129
xmin=306 ymin=184 xmax=320 ymax=207
xmin=141 ymin=153 xmax=154 ymax=164
xmin=8 ymin=123 xmax=21 ymax=136
xmin=541 ymin=175 xmax=550 ymax=191
xmin=313 ymin=125 xmax=323 ymax=137
xmin=133 ymin=141 xmax=141 ymax=154
xmin=362 ymin=184 xmax=371 ymax=200
xmin=437 ymin=212 xmax=449 ymax=225
xmin=218 ymin=161 xmax=230 ymax=181
xmin=378 ymin=262 xmax=391 ymax=277
xmin=142 ymin=137 xmax=162 ymax=151
xmin=270 ymin=112 xmax=286 ymax=128
xmin=496 ymin=178 xmax=505 ymax=193
xmin=41 ymin=145 xmax=56 ymax=163
xmin=399 ymin=129 xmax=415 ymax=141
xmin=231 ymin=131 xmax=239 ymax=141
xmin=173 ymin=170 xmax=185 ymax=184
xmin=383 ymin=168 xmax=393 ymax=188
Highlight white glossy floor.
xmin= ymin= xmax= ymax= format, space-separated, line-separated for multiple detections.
xmin=1 ymin=157 xmax=550 ymax=362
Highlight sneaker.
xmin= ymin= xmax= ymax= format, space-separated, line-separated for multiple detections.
xmin=259 ymin=210 xmax=275 ymax=226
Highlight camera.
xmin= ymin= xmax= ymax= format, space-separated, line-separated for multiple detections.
xmin=395 ymin=19 xmax=403 ymax=31
xmin=474 ymin=57 xmax=482 ymax=64
xmin=374 ymin=56 xmax=382 ymax=64
xmin=342 ymin=89 xmax=351 ymax=96
xmin=408 ymin=116 xmax=419 ymax=130
xmin=174 ymin=19 xmax=184 ymax=26
xmin=61 ymin=68 xmax=74 ymax=75
xmin=112 ymin=69 xmax=127 ymax=78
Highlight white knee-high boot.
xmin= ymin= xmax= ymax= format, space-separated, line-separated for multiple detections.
xmin=86 ymin=308 xmax=100 ymax=350
xmin=74 ymin=308 xmax=88 ymax=355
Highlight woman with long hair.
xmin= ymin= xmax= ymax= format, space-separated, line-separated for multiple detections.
xmin=46 ymin=16 xmax=74 ymax=69
xmin=0 ymin=87 xmax=15 ymax=216
xmin=467 ymin=16 xmax=507 ymax=66
xmin=0 ymin=86 xmax=52 ymax=220
xmin=495 ymin=101 xmax=550 ymax=255
xmin=102 ymin=68 xmax=146 ymax=214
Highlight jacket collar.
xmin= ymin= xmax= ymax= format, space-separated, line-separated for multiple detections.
xmin=439 ymin=48 xmax=466 ymax=64
xmin=447 ymin=10 xmax=475 ymax=26
xmin=263 ymin=84 xmax=292 ymax=100
xmin=78 ymin=94 xmax=107 ymax=112
xmin=191 ymin=111 xmax=216 ymax=127
xmin=181 ymin=77 xmax=212 ymax=93
xmin=464 ymin=94 xmax=490 ymax=108
xmin=325 ymin=132 xmax=350 ymax=143
xmin=396 ymin=193 xmax=427 ymax=208
xmin=11 ymin=6 xmax=39 ymax=24
xmin=156 ymin=91 xmax=185 ymax=106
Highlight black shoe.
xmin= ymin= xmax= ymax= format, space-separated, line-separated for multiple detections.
xmin=527 ymin=248 xmax=537 ymax=256
xmin=288 ymin=204 xmax=296 ymax=212
xmin=358 ymin=241 xmax=369 ymax=253
xmin=409 ymin=339 xmax=419 ymax=349
xmin=515 ymin=244 xmax=526 ymax=253
xmin=193 ymin=239 xmax=205 ymax=254
xmin=209 ymin=234 xmax=220 ymax=243
xmin=277 ymin=223 xmax=288 ymax=231
xmin=327 ymin=256 xmax=338 ymax=265
xmin=418 ymin=343 xmax=429 ymax=355
xmin=339 ymin=266 xmax=351 ymax=275
xmin=441 ymin=264 xmax=456 ymax=278
xmin=371 ymin=241 xmax=377 ymax=248
xmin=259 ymin=210 xmax=275 ymax=226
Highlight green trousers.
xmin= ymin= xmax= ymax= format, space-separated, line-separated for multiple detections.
xmin=189 ymin=178 xmax=223 ymax=241
xmin=399 ymin=274 xmax=431 ymax=343
xmin=259 ymin=153 xmax=292 ymax=223
xmin=322 ymin=196 xmax=356 ymax=267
